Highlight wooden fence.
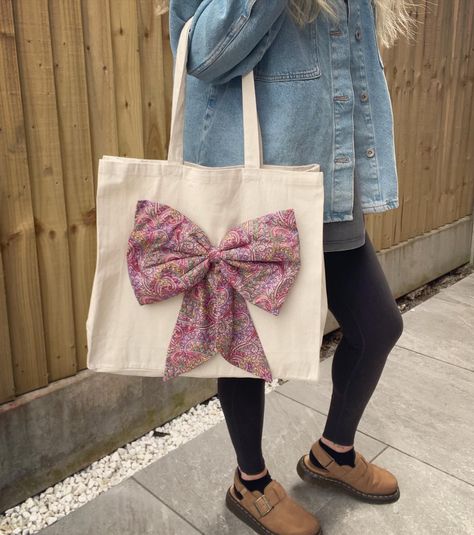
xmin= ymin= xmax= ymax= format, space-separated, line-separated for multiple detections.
xmin=1 ymin=0 xmax=473 ymax=402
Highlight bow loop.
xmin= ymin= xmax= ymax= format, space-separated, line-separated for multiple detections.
xmin=126 ymin=201 xmax=301 ymax=382
xmin=216 ymin=209 xmax=300 ymax=315
xmin=127 ymin=200 xmax=212 ymax=304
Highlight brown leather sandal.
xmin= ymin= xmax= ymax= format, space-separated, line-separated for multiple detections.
xmin=225 ymin=467 xmax=323 ymax=535
xmin=297 ymin=440 xmax=400 ymax=504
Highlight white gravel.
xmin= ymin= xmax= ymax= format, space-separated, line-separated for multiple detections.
xmin=0 ymin=379 xmax=281 ymax=535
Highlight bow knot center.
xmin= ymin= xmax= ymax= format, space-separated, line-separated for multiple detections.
xmin=208 ymin=247 xmax=223 ymax=264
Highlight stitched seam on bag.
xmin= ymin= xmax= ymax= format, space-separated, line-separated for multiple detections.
xmin=188 ymin=0 xmax=259 ymax=78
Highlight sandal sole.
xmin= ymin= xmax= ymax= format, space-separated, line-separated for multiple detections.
xmin=297 ymin=455 xmax=400 ymax=504
xmin=225 ymin=485 xmax=323 ymax=535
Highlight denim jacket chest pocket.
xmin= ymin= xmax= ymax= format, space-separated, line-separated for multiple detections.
xmin=254 ymin=17 xmax=321 ymax=82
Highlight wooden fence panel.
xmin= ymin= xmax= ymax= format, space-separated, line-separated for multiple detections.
xmin=48 ymin=0 xmax=97 ymax=372
xmin=369 ymin=0 xmax=474 ymax=246
xmin=110 ymin=0 xmax=144 ymax=158
xmin=81 ymin=0 xmax=119 ymax=198
xmin=12 ymin=0 xmax=76 ymax=384
xmin=0 ymin=0 xmax=48 ymax=398
xmin=0 ymin=0 xmax=472 ymax=400
xmin=138 ymin=0 xmax=171 ymax=159
xmin=457 ymin=2 xmax=474 ymax=218
xmin=0 ymin=249 xmax=15 ymax=402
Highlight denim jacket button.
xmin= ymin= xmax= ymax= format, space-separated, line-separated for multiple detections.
xmin=366 ymin=147 xmax=375 ymax=158
xmin=355 ymin=29 xmax=362 ymax=40
xmin=360 ymin=91 xmax=368 ymax=102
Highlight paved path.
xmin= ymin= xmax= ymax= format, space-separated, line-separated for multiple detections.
xmin=42 ymin=274 xmax=474 ymax=534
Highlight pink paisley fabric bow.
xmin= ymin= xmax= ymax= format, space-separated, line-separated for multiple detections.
xmin=126 ymin=200 xmax=301 ymax=382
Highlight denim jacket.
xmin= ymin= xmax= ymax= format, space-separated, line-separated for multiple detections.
xmin=169 ymin=0 xmax=399 ymax=223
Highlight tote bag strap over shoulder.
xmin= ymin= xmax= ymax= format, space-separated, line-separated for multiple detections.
xmin=167 ymin=16 xmax=263 ymax=169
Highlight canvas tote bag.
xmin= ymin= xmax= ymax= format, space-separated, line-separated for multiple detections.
xmin=86 ymin=16 xmax=327 ymax=382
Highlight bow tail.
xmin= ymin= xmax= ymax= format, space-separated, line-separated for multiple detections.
xmin=162 ymin=278 xmax=216 ymax=381
xmin=163 ymin=267 xmax=273 ymax=383
xmin=218 ymin=290 xmax=273 ymax=383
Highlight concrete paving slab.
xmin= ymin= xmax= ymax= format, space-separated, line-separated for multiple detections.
xmin=40 ymin=477 xmax=200 ymax=535
xmin=276 ymin=346 xmax=474 ymax=484
xmin=314 ymin=447 xmax=474 ymax=535
xmin=132 ymin=391 xmax=386 ymax=534
xmin=434 ymin=273 xmax=474 ymax=308
xmin=396 ymin=295 xmax=473 ymax=370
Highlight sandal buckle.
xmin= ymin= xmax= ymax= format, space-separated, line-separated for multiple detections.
xmin=254 ymin=494 xmax=273 ymax=517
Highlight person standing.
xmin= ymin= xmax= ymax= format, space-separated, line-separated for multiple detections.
xmin=168 ymin=1 xmax=417 ymax=533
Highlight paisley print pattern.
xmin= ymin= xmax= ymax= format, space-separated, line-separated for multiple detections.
xmin=126 ymin=200 xmax=301 ymax=382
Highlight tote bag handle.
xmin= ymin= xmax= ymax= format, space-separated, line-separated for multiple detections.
xmin=167 ymin=16 xmax=263 ymax=169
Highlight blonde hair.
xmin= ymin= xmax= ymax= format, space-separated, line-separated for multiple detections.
xmin=287 ymin=0 xmax=420 ymax=48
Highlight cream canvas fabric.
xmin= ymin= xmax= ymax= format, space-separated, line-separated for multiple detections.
xmin=86 ymin=16 xmax=327 ymax=382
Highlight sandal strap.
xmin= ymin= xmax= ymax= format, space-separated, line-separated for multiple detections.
xmin=252 ymin=482 xmax=285 ymax=517
xmin=253 ymin=493 xmax=274 ymax=517
xmin=232 ymin=469 xmax=286 ymax=518
xmin=311 ymin=443 xmax=371 ymax=484
xmin=311 ymin=441 xmax=358 ymax=479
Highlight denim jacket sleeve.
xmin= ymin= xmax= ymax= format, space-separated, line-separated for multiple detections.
xmin=169 ymin=0 xmax=287 ymax=84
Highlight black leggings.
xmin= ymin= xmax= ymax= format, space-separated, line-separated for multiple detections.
xmin=217 ymin=230 xmax=404 ymax=475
